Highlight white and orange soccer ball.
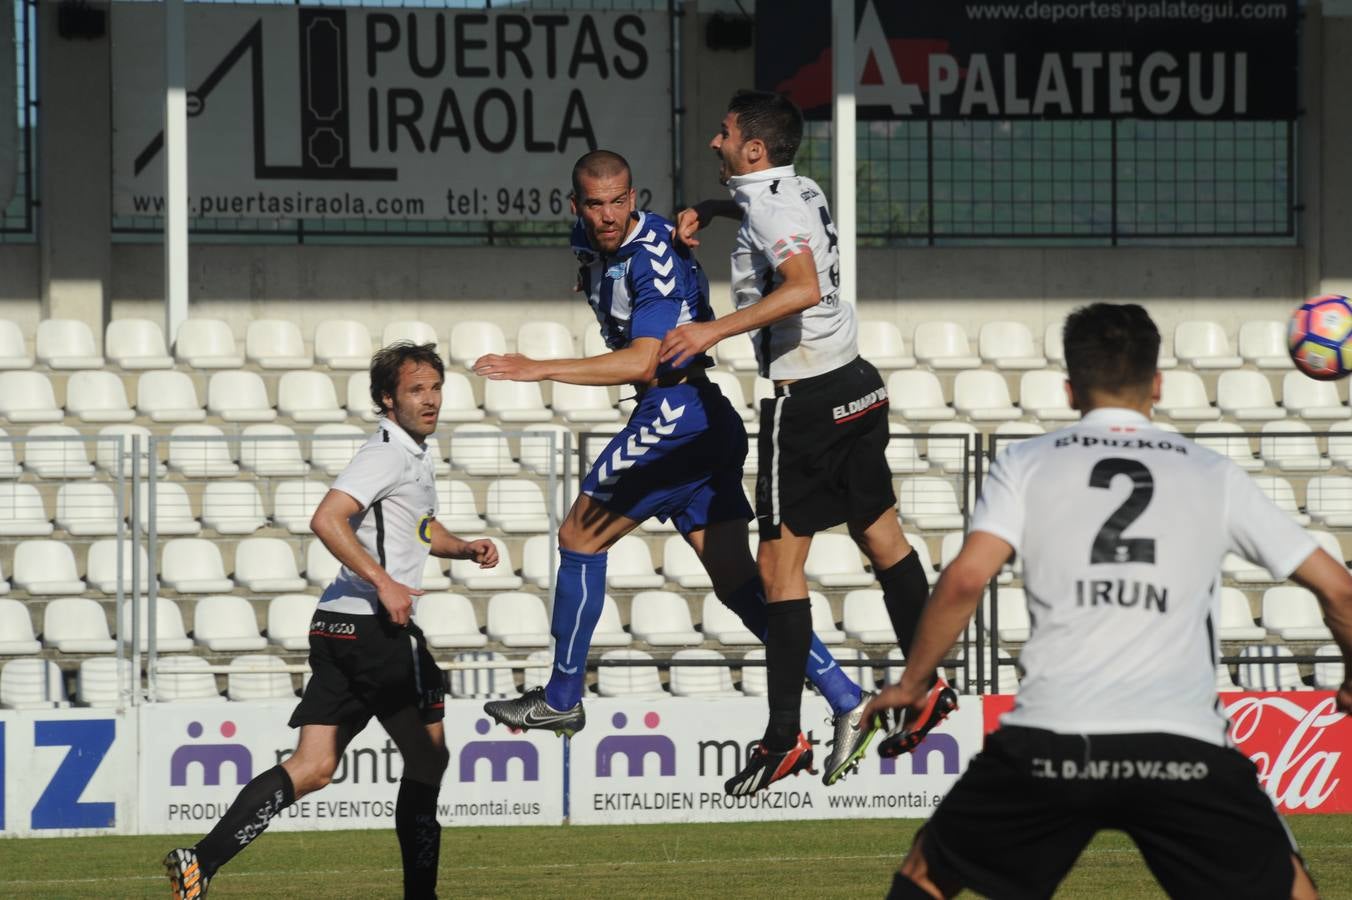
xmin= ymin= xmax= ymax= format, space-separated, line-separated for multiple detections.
xmin=1289 ymin=294 xmax=1352 ymax=381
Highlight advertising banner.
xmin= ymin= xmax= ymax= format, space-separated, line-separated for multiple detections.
xmin=136 ymin=700 xmax=563 ymax=834
xmin=568 ymin=695 xmax=983 ymax=824
xmin=757 ymin=0 xmax=1298 ymax=121
xmin=111 ymin=3 xmax=671 ymax=221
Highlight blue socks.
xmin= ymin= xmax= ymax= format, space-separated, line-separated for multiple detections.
xmin=544 ymin=547 xmax=607 ymax=711
xmin=722 ymin=578 xmax=862 ymax=715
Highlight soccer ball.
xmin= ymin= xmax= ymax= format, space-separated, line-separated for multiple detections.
xmin=1289 ymin=294 xmax=1352 ymax=381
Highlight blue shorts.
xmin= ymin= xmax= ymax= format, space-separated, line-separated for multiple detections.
xmin=580 ymin=379 xmax=753 ymax=533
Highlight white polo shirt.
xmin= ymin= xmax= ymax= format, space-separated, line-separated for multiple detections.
xmin=975 ymin=408 xmax=1316 ymax=746
xmin=319 ymin=418 xmax=438 ymax=615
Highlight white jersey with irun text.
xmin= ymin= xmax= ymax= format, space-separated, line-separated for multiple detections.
xmin=320 ymin=418 xmax=438 ymax=615
xmin=727 ymin=165 xmax=857 ymax=380
xmin=974 ymin=408 xmax=1316 ymax=746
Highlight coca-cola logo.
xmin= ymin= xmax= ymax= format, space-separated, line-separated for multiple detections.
xmin=1226 ymin=694 xmax=1348 ymax=812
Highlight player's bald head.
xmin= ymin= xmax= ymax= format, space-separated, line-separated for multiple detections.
xmin=1064 ymin=303 xmax=1160 ymax=404
xmin=571 ymin=150 xmax=632 ymax=198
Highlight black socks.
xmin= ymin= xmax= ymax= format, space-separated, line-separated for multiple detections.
xmin=396 ymin=777 xmax=442 ymax=900
xmin=194 ymin=764 xmax=295 ymax=879
xmin=878 ymin=550 xmax=931 ymax=655
xmin=763 ymin=598 xmax=812 ymax=751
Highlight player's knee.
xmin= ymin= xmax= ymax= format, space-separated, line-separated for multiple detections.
xmin=285 ymin=755 xmax=337 ymax=796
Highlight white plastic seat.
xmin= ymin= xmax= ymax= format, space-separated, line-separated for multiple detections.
xmin=994 ymin=587 xmax=1032 ymax=642
xmin=382 ymin=320 xmax=440 ymax=350
xmin=346 ymin=371 xmax=380 ymax=423
xmin=1237 ymin=644 xmax=1309 ymax=691
xmin=485 ymin=591 xmax=550 ymax=647
xmin=194 ymin=595 xmax=268 ymax=652
xmin=0 ymin=319 xmax=32 ymax=369
xmin=591 ymin=594 xmax=631 ymax=647
xmin=36 ymin=318 xmax=102 ymax=369
xmin=77 ymin=657 xmax=132 ymax=706
xmin=707 ymin=370 xmax=754 ymax=422
xmin=1018 ymin=369 xmax=1077 ymax=422
xmin=1174 ymin=320 xmax=1242 ymax=369
xmin=43 ymin=597 xmax=115 ymax=653
xmin=902 ymin=532 xmax=938 ymax=585
xmin=449 ymin=322 xmax=507 ymax=368
xmin=740 ymin=648 xmax=768 ymax=696
xmin=858 ymin=320 xmax=915 ymax=369
xmin=166 ymin=425 xmax=238 ymax=478
xmin=272 ymin=480 xmax=329 ymax=534
xmin=1313 ymin=643 xmax=1345 ymax=690
xmin=277 ymin=371 xmax=345 ymax=423
xmin=520 ymin=424 xmax=573 ymax=477
xmin=1259 ymin=421 xmax=1329 ymax=472
xmin=1043 ymin=320 xmax=1065 ymax=367
xmin=25 ymin=425 xmax=94 ymax=478
xmin=607 ymin=535 xmax=665 ymax=589
xmin=414 ymin=592 xmax=486 ymax=649
xmin=12 ymin=540 xmax=85 ymax=594
xmin=484 ymin=380 xmax=551 ymax=423
xmin=419 ymin=556 xmax=452 ymax=591
xmin=95 ymin=424 xmax=165 ymax=478
xmin=1282 ymin=372 xmax=1349 ymax=420
xmin=886 ymin=423 xmax=929 ymax=474
xmin=307 ymin=424 xmax=364 ymax=477
xmin=207 ymin=371 xmax=277 ymax=422
xmin=130 ymin=370 xmax=204 ymax=423
xmin=0 ymin=427 xmax=19 ymax=478
xmin=520 ymin=536 xmax=555 ymax=590
xmin=234 ymin=537 xmax=307 ymax=592
xmin=201 ymin=481 xmax=268 ymax=534
xmin=887 ymin=371 xmax=954 ymax=421
xmin=1192 ymin=422 xmax=1260 ymax=471
xmin=702 ymin=592 xmax=760 ymax=645
xmin=805 ymin=533 xmax=872 ymax=587
xmin=246 ymin=319 xmax=311 ymax=369
xmin=0 ymin=372 xmax=63 ymax=423
xmin=227 ymin=655 xmax=296 ymax=701
xmin=53 ymin=482 xmax=119 ymax=536
xmin=447 ymin=650 xmax=514 ymax=700
xmin=483 ymin=479 xmax=552 ymax=533
xmin=106 ymin=318 xmax=173 ymax=369
xmin=1 ymin=659 xmax=67 ymax=708
xmin=552 ymin=383 xmax=620 ymax=423
xmin=449 ymin=537 xmax=521 ymax=590
xmin=598 ymin=648 xmax=667 ymax=698
xmin=1251 ymin=475 xmax=1310 ymax=526
xmin=0 ymin=483 xmax=52 ymax=536
xmin=630 ymin=590 xmax=701 ymax=646
xmin=1262 ymin=586 xmax=1333 ymax=641
xmin=582 ymin=327 xmax=610 ymax=359
xmin=1295 ymin=474 xmax=1352 ymax=528
xmin=1218 ymin=588 xmax=1265 ymax=641
xmin=305 ymin=539 xmax=341 ymax=587
xmin=670 ymin=648 xmax=741 ymax=697
xmin=809 ymin=591 xmax=846 ymax=644
xmin=65 ymin=371 xmax=135 ymax=423
xmin=265 ymin=594 xmax=318 ymax=651
xmin=1216 ymin=371 xmax=1285 ymax=421
xmin=979 ymin=321 xmax=1046 ymax=370
xmin=899 ymin=477 xmax=965 ymax=530
xmin=926 ymin=423 xmax=978 ymax=474
xmin=914 ymin=321 xmax=981 ymax=370
xmin=450 ymin=424 xmax=519 ymax=476
xmin=0 ymin=599 xmax=40 ymax=654
xmin=119 ymin=596 xmax=192 ymax=652
xmin=953 ymin=370 xmax=1021 ymax=422
xmin=88 ymin=540 xmax=153 ymax=595
xmin=314 ymin=320 xmax=374 ymax=370
xmin=1156 ymin=370 xmax=1218 ymax=421
xmin=436 ymin=480 xmax=488 ymax=532
xmin=174 ymin=319 xmax=243 ymax=369
xmin=137 ymin=481 xmax=200 ymax=535
xmin=714 ymin=331 xmax=760 ymax=371
xmin=240 ymin=424 xmax=309 ymax=477
xmin=516 ymin=321 xmax=575 ymax=360
xmin=1239 ymin=320 xmax=1293 ymax=369
xmin=662 ymin=535 xmax=712 ymax=590
xmin=439 ymin=371 xmax=485 ymax=423
xmin=161 ymin=538 xmax=234 ymax=593
xmin=155 ymin=655 xmax=225 ymax=702
xmin=842 ymin=589 xmax=895 ymax=644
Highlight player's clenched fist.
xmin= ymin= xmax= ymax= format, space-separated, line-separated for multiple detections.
xmin=462 ymin=538 xmax=499 ymax=569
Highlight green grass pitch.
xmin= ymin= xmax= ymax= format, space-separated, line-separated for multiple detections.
xmin=2 ymin=816 xmax=1349 ymax=898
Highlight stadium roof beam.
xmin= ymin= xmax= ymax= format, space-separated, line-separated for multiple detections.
xmin=164 ymin=0 xmax=189 ymax=346
xmin=832 ymin=0 xmax=857 ymax=307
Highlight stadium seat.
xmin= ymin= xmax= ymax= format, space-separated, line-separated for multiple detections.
xmin=598 ymin=648 xmax=668 ymax=698
xmin=12 ymin=540 xmax=85 ymax=594
xmin=1216 ymin=370 xmax=1285 ymax=421
xmin=582 ymin=327 xmax=609 ymax=358
xmin=36 ymin=318 xmax=102 ymax=369
xmin=484 ymin=479 xmax=552 ymax=533
xmin=885 ymin=423 xmax=928 ymax=474
xmin=1173 ymin=320 xmax=1242 ymax=369
xmin=137 ymin=481 xmax=201 ymax=535
xmin=0 ymin=658 xmax=68 ymax=708
xmin=423 ymin=435 xmax=451 ymax=477
xmin=307 ymin=423 xmax=364 ymax=477
xmin=95 ymin=424 xmax=165 ymax=478
xmin=520 ymin=536 xmax=555 ymax=590
xmin=552 ymin=383 xmax=620 ymax=423
xmin=662 ymin=535 xmax=712 ymax=590
xmin=65 ymin=371 xmax=135 ymax=423
xmin=449 ymin=321 xmax=507 ymax=368
xmin=277 ymin=371 xmax=346 ymax=423
xmin=740 ymin=648 xmax=768 ymax=696
xmin=1282 ymin=372 xmax=1349 ymax=420
xmin=0 ymin=319 xmax=32 ymax=369
xmin=1258 ymin=421 xmax=1329 ymax=471
xmin=240 ymin=424 xmax=310 ymax=477
xmin=449 ymin=424 xmax=519 ymax=476
xmin=1237 ymin=644 xmax=1309 ymax=691
xmin=207 ymin=371 xmax=277 ymax=422
xmin=707 ymin=370 xmax=754 ymax=422
xmin=1239 ymin=320 xmax=1293 ymax=369
xmin=175 ymin=319 xmax=243 ymax=369
xmin=1042 ymin=319 xmax=1065 ymax=367
xmin=1192 ymin=422 xmax=1260 ymax=470
xmin=88 ymin=540 xmax=153 ymax=595
xmin=809 ymin=591 xmax=846 ymax=644
xmin=1218 ymin=588 xmax=1265 ymax=641
xmin=520 ymin=650 xmax=553 ymax=693
xmin=0 ymin=600 xmax=40 ymax=655
xmin=346 ymin=371 xmax=380 ymax=423
xmin=805 ymin=533 xmax=873 ymax=587
xmin=166 ymin=424 xmax=238 ymax=478
xmin=42 ymin=597 xmax=115 ymax=654
xmin=272 ymin=480 xmax=329 ymax=534
xmin=25 ymin=424 xmax=94 ymax=478
xmin=106 ymin=318 xmax=173 ymax=369
xmin=952 ymin=647 xmax=1020 ymax=694
xmin=420 ymin=556 xmax=452 ymax=591
xmin=714 ymin=331 xmax=760 ymax=371
xmin=246 ymin=319 xmax=312 ymax=369
xmin=926 ymin=423 xmax=978 ymax=474
xmin=858 ymin=320 xmax=915 ymax=370
xmin=450 ymin=537 xmax=520 ymax=590
xmin=1313 ymin=643 xmax=1344 ymax=690
xmin=979 ymin=321 xmax=1046 ymax=370
xmin=266 ymin=594 xmax=318 ymax=651
xmin=842 ymin=589 xmax=895 ymax=644
xmin=1261 ymin=585 xmax=1333 ymax=641
xmin=516 ymin=321 xmax=575 ymax=360
xmin=602 ymin=535 xmax=663 ymax=590
xmin=902 ymin=530 xmax=939 ymax=585
xmin=448 ymin=650 xmax=513 ymax=700
xmin=314 ymin=320 xmax=374 ymax=370
xmin=234 ymin=537 xmax=307 ymax=592
xmin=993 ymin=587 xmax=1032 ymax=642
xmin=227 ymin=655 xmax=297 ymax=701
xmin=994 ymin=422 xmax=1045 ymax=444
xmin=194 ymin=595 xmax=268 ymax=652
xmin=826 ymin=647 xmax=875 ymax=692
xmin=592 ymin=594 xmax=631 ymax=647
xmin=0 ymin=483 xmax=52 ymax=536
xmin=436 ymin=480 xmax=488 ymax=532
xmin=1251 ymin=475 xmax=1310 ymax=526
xmin=898 ymin=477 xmax=965 ymax=530
xmin=0 ymin=428 xmax=20 ymax=478
xmin=701 ymin=592 xmax=760 ymax=645
xmin=382 ymin=320 xmax=440 ymax=350
xmin=1304 ymin=476 xmax=1352 ymax=527
xmin=439 ymin=371 xmax=485 ymax=423
xmin=154 ymin=655 xmax=225 ymax=702
xmin=161 ymin=538 xmax=234 ymax=593
xmin=752 ymin=376 xmax=775 ymax=411
xmin=485 ymin=592 xmax=550 ymax=647
xmin=201 ymin=481 xmax=268 ymax=534
xmin=77 ymin=657 xmax=132 ymax=707
xmin=670 ymin=648 xmax=741 ymax=697
xmin=953 ymin=370 xmax=1021 ymax=422
xmin=0 ymin=557 xmax=9 ymax=594
xmin=1018 ymin=369 xmax=1077 ymax=422
xmin=913 ymin=321 xmax=981 ymax=370
xmin=304 ymin=539 xmax=341 ymax=587
xmin=414 ymin=592 xmax=486 ymax=649
xmin=484 ymin=380 xmax=552 ymax=423
xmin=630 ymin=590 xmax=702 ymax=646
xmin=0 ymin=371 xmax=63 ymax=423
xmin=580 ymin=424 xmax=625 ymax=471
xmin=519 ymin=424 xmax=573 ymax=476
xmin=119 ymin=597 xmax=192 ymax=652
xmin=1155 ymin=370 xmax=1218 ymax=421
xmin=886 ymin=371 xmax=954 ymax=421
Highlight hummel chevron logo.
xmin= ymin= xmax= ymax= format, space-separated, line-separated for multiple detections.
xmin=643 ymin=243 xmax=667 ymax=257
xmin=654 ymin=277 xmax=676 ymax=296
xmin=650 ymin=257 xmax=674 ymax=277
xmin=639 ymin=229 xmax=658 ymax=244
xmin=591 ymin=400 xmax=687 ymax=487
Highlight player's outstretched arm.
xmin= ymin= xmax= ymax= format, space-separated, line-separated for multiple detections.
xmin=426 ymin=519 xmax=499 ymax=568
xmin=311 ymin=488 xmax=422 ymax=626
xmin=1290 ymin=548 xmax=1352 ymax=714
xmin=674 ymin=199 xmax=743 ymax=247
xmin=472 ymin=338 xmax=660 ymax=387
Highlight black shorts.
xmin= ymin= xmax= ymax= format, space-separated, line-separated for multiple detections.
xmin=289 ymin=609 xmax=445 ymax=731
xmin=923 ymin=726 xmax=1300 ymax=900
xmin=755 ymin=356 xmax=895 ymax=539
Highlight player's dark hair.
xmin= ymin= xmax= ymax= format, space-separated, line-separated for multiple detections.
xmin=571 ymin=149 xmax=632 ymax=197
xmin=369 ymin=341 xmax=444 ymax=416
xmin=727 ymin=90 xmax=803 ymax=166
xmin=1063 ymin=303 xmax=1160 ymax=399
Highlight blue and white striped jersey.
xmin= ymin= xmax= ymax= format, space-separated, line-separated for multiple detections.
xmin=572 ymin=210 xmax=714 ymax=375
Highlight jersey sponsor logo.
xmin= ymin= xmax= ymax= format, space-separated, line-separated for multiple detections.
xmin=605 ymin=261 xmax=629 ymax=279
xmin=1054 ymin=432 xmax=1188 ymax=454
xmin=1074 ymin=578 xmax=1168 ymax=612
xmin=418 ymin=514 xmax=433 ymax=545
xmin=800 ymin=188 xmax=820 ymax=201
xmin=1030 ymin=757 xmax=1210 ymax=782
xmin=832 ymin=386 xmax=889 ymax=422
xmin=310 ymin=618 xmax=358 ymax=638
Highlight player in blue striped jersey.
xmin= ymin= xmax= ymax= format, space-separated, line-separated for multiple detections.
xmin=474 ymin=151 xmax=880 ymax=782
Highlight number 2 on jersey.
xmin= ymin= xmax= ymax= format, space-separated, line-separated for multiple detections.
xmin=817 ymin=207 xmax=840 ymax=288
xmin=1088 ymin=458 xmax=1156 ymax=564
